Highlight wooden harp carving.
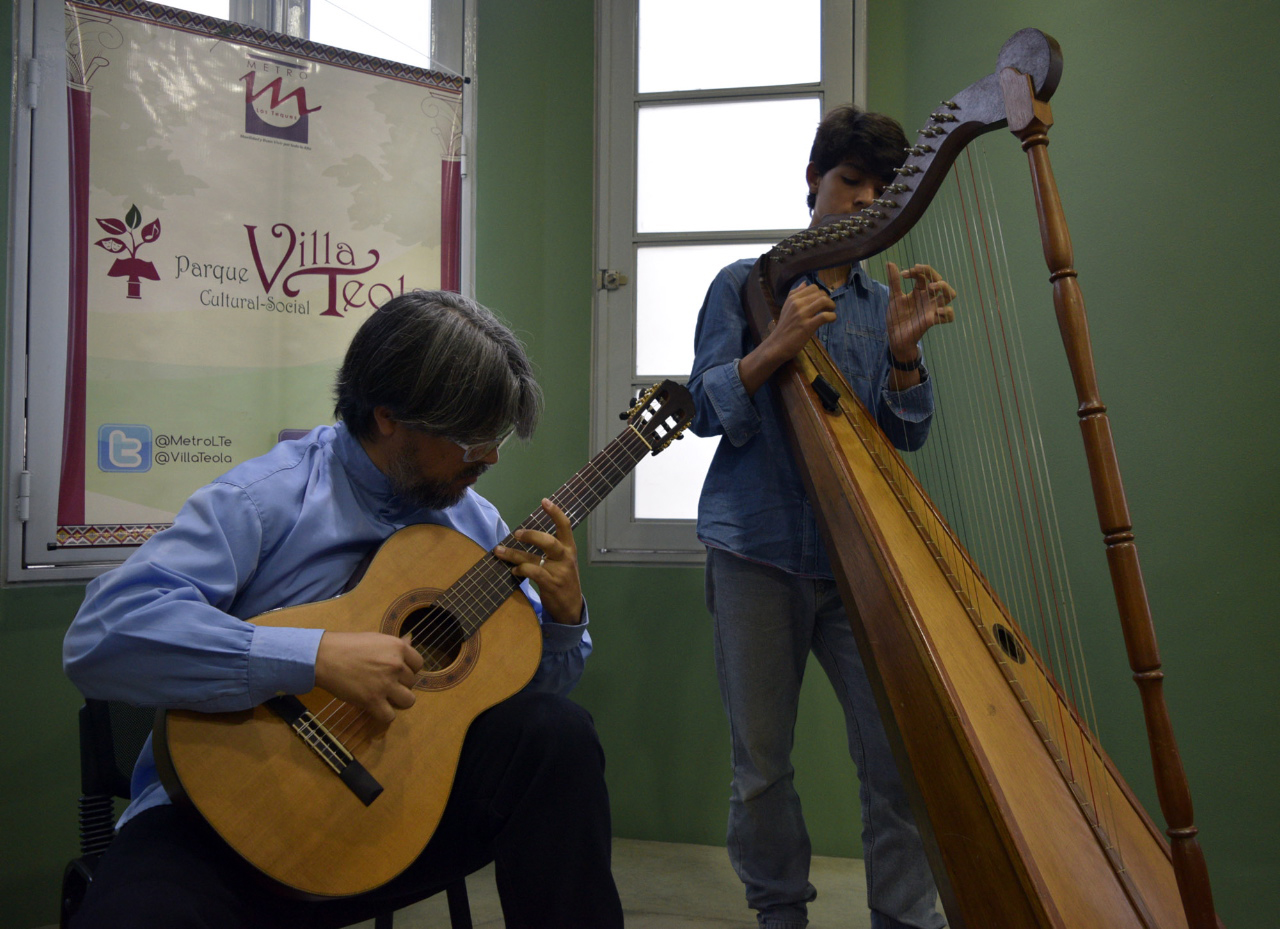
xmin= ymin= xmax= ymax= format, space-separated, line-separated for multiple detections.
xmin=741 ymin=29 xmax=1220 ymax=929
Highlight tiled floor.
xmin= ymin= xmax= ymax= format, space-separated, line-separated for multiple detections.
xmin=359 ymin=838 xmax=873 ymax=929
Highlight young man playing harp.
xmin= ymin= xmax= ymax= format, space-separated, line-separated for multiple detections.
xmin=688 ymin=105 xmax=956 ymax=929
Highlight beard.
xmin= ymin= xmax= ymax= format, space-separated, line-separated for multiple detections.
xmin=386 ymin=451 xmax=490 ymax=511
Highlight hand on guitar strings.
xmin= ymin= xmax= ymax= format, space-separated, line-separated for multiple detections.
xmin=493 ymin=498 xmax=586 ymax=626
xmin=314 ymin=630 xmax=424 ymax=728
xmin=885 ymin=261 xmax=957 ymax=362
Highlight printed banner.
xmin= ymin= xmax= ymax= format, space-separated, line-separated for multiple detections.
xmin=57 ymin=1 xmax=463 ymax=547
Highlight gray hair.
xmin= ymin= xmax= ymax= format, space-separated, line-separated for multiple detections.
xmin=334 ymin=290 xmax=542 ymax=442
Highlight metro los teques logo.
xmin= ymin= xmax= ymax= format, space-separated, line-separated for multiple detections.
xmin=240 ymin=54 xmax=321 ymax=144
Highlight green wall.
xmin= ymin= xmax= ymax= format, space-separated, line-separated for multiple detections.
xmin=3 ymin=1 xmax=1275 ymax=927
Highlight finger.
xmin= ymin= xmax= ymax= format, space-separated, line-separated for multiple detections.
xmin=494 ymin=545 xmax=551 ymax=581
xmin=388 ymin=685 xmax=416 ymax=711
xmin=367 ymin=700 xmax=395 ymax=727
xmin=927 ymin=280 xmax=956 ymax=304
xmin=494 ymin=542 xmax=542 ymax=567
xmin=400 ymin=633 xmax=425 ymax=672
xmin=541 ymin=498 xmax=574 ymax=543
xmin=506 ymin=532 xmax=561 ymax=563
xmin=886 ymin=261 xmax=903 ymax=297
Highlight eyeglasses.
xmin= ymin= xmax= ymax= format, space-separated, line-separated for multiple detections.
xmin=443 ymin=428 xmax=515 ymax=462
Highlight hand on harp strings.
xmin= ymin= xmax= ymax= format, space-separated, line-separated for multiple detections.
xmin=740 ymin=282 xmax=837 ymax=397
xmin=884 ymin=261 xmax=957 ymax=389
xmin=885 ymin=261 xmax=958 ymax=360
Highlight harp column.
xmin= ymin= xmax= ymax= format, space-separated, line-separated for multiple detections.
xmin=999 ymin=67 xmax=1218 ymax=929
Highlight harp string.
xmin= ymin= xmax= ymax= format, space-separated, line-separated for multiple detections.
xmin=859 ymin=141 xmax=1124 ymax=862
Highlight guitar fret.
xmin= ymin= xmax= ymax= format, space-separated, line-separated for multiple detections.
xmin=430 ymin=429 xmax=653 ymax=640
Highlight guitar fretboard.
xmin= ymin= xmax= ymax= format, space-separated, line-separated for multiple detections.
xmin=432 ymin=424 xmax=654 ymax=636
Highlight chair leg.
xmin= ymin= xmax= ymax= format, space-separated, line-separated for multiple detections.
xmin=372 ymin=911 xmax=393 ymax=929
xmin=446 ymin=879 xmax=472 ymax=929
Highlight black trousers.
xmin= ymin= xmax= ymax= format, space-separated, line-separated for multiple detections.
xmin=72 ymin=691 xmax=624 ymax=929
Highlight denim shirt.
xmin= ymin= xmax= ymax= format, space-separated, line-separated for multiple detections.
xmin=688 ymin=258 xmax=935 ymax=578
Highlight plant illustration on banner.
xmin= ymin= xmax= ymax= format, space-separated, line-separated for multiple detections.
xmin=96 ymin=204 xmax=161 ymax=298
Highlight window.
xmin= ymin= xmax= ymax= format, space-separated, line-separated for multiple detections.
xmin=4 ymin=0 xmax=472 ymax=582
xmin=590 ymin=0 xmax=862 ymax=563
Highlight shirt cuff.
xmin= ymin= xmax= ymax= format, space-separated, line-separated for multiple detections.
xmin=247 ymin=624 xmax=324 ymax=703
xmin=703 ymin=360 xmax=762 ymax=446
xmin=540 ymin=600 xmax=589 ymax=652
xmin=884 ymin=372 xmax=935 ymax=422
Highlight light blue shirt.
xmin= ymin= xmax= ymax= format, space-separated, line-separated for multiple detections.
xmin=63 ymin=422 xmax=591 ymax=827
xmin=688 ymin=258 xmax=935 ymax=578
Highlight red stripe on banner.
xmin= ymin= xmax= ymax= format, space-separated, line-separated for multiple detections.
xmin=58 ymin=85 xmax=92 ymax=527
xmin=440 ymin=157 xmax=462 ymax=292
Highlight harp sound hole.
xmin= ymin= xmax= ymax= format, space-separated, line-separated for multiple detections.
xmin=993 ymin=623 xmax=1027 ymax=664
xmin=401 ymin=605 xmax=465 ymax=672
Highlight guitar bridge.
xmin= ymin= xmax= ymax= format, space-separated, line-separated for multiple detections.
xmin=265 ymin=694 xmax=384 ymax=806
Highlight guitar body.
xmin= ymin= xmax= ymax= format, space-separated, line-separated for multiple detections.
xmin=155 ymin=522 xmax=544 ymax=898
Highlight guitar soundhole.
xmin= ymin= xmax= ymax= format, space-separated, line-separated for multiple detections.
xmin=401 ymin=605 xmax=465 ymax=672
xmin=993 ymin=623 xmax=1027 ymax=664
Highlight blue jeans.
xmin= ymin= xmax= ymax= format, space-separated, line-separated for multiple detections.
xmin=706 ymin=547 xmax=945 ymax=929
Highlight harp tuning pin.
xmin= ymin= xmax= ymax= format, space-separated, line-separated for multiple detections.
xmin=887 ymin=183 xmax=910 ymax=194
xmin=941 ymin=99 xmax=960 ymax=110
xmin=872 ymin=198 xmax=898 ymax=209
xmin=895 ymin=164 xmax=922 ymax=176
xmin=930 ymin=112 xmax=958 ymax=123
xmin=906 ymin=144 xmax=934 ymax=156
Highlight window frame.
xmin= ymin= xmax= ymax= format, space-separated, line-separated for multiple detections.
xmin=588 ymin=0 xmax=865 ymax=564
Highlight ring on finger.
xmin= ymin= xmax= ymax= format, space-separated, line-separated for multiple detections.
xmin=538 ymin=554 xmax=547 ymax=568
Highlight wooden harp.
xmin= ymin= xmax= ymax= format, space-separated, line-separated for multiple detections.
xmin=741 ymin=29 xmax=1220 ymax=929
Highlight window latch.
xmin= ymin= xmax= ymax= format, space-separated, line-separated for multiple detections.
xmin=597 ymin=269 xmax=629 ymax=291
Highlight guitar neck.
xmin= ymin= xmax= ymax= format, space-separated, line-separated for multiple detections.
xmin=439 ymin=424 xmax=655 ymax=632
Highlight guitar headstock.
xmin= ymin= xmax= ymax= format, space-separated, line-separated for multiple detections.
xmin=624 ymin=379 xmax=694 ymax=455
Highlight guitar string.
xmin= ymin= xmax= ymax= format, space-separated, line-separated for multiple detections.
xmin=312 ymin=435 xmax=642 ymax=741
xmin=312 ymin=421 xmax=664 ymax=744
xmin=319 ymin=432 xmax=649 ymax=744
xmin=319 ymin=429 xmax=653 ymax=745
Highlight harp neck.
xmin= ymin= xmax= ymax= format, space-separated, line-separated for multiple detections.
xmin=757 ymin=28 xmax=1062 ymax=308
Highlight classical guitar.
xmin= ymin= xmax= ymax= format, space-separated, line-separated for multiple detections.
xmin=154 ymin=380 xmax=693 ymax=898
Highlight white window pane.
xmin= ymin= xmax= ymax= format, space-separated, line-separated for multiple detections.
xmin=164 ymin=1 xmax=230 ymax=16
xmin=637 ymin=99 xmax=819 ymax=233
xmin=638 ymin=0 xmax=820 ymax=93
xmin=636 ymin=243 xmax=775 ymax=377
xmin=634 ymin=430 xmax=719 ymax=520
xmin=311 ymin=0 xmax=432 ymax=69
